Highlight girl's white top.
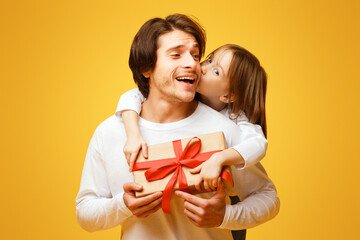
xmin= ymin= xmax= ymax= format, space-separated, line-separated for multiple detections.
xmin=116 ymin=88 xmax=268 ymax=168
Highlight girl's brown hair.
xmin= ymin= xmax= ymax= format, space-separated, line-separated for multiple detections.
xmin=217 ymin=44 xmax=267 ymax=138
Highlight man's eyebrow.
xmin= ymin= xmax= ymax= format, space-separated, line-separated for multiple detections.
xmin=192 ymin=43 xmax=200 ymax=53
xmin=165 ymin=45 xmax=184 ymax=52
xmin=165 ymin=43 xmax=200 ymax=53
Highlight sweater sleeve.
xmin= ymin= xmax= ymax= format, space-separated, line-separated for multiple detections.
xmin=218 ymin=163 xmax=280 ymax=230
xmin=218 ymin=180 xmax=280 ymax=230
xmin=115 ymin=88 xmax=146 ymax=117
xmin=75 ymin=128 xmax=133 ymax=232
xmin=231 ymin=116 xmax=268 ymax=169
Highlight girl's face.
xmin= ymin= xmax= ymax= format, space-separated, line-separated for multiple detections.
xmin=197 ymin=48 xmax=233 ymax=99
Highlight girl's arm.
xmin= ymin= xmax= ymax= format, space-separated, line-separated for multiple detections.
xmin=190 ymin=148 xmax=244 ymax=191
xmin=116 ymin=88 xmax=145 ymax=117
xmin=116 ymin=88 xmax=147 ymax=171
xmin=231 ymin=115 xmax=268 ymax=169
xmin=191 ymin=114 xmax=267 ymax=191
xmin=122 ymin=110 xmax=148 ymax=171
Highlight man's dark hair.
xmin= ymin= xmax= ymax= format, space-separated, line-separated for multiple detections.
xmin=129 ymin=14 xmax=206 ymax=98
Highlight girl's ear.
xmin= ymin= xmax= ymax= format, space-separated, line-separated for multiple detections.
xmin=142 ymin=71 xmax=151 ymax=78
xmin=219 ymin=93 xmax=235 ymax=103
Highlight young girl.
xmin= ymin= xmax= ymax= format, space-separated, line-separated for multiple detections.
xmin=116 ymin=44 xmax=268 ymax=192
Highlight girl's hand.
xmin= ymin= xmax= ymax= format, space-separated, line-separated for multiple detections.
xmin=123 ymin=135 xmax=148 ymax=172
xmin=190 ymin=153 xmax=224 ymax=192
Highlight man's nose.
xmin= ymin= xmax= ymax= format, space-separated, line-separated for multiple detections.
xmin=182 ymin=53 xmax=199 ymax=69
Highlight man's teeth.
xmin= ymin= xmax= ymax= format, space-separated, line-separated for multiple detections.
xmin=176 ymin=77 xmax=195 ymax=82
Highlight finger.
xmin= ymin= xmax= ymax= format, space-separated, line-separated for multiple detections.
xmin=129 ymin=152 xmax=138 ymax=172
xmin=203 ymin=180 xmax=211 ymax=192
xmin=194 ymin=176 xmax=203 ymax=192
xmin=204 ymin=179 xmax=216 ymax=191
xmin=124 ymin=190 xmax=136 ymax=198
xmin=211 ymin=178 xmax=218 ymax=191
xmin=184 ymin=208 xmax=202 ymax=227
xmin=174 ymin=190 xmax=206 ymax=208
xmin=124 ymin=152 xmax=130 ymax=165
xmin=133 ymin=196 xmax=163 ymax=217
xmin=209 ymin=180 xmax=216 ymax=192
xmin=189 ymin=165 xmax=201 ymax=174
xmin=123 ymin=182 xmax=143 ymax=192
xmin=212 ymin=179 xmax=226 ymax=199
xmin=184 ymin=199 xmax=203 ymax=216
xmin=142 ymin=143 xmax=148 ymax=159
xmin=137 ymin=201 xmax=163 ymax=218
xmin=132 ymin=192 xmax=163 ymax=208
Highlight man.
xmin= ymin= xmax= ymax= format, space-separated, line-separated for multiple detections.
xmin=76 ymin=14 xmax=279 ymax=239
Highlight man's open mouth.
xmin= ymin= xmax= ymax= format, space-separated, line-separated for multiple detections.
xmin=175 ymin=77 xmax=195 ymax=84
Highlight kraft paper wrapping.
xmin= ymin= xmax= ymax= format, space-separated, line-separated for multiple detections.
xmin=133 ymin=132 xmax=232 ymax=197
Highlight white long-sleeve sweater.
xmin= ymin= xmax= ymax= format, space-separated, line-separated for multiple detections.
xmin=76 ymin=102 xmax=279 ymax=239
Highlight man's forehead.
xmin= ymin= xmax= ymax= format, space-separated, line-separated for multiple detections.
xmin=157 ymin=30 xmax=199 ymax=51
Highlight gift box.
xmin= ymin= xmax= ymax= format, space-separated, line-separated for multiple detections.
xmin=132 ymin=131 xmax=233 ymax=214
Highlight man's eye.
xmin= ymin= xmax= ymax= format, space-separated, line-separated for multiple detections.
xmin=193 ymin=54 xmax=200 ymax=60
xmin=214 ymin=69 xmax=219 ymax=75
xmin=171 ymin=54 xmax=180 ymax=57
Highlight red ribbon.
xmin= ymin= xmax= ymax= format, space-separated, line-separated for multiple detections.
xmin=132 ymin=137 xmax=233 ymax=214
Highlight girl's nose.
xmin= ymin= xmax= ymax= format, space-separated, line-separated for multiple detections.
xmin=201 ymin=65 xmax=207 ymax=75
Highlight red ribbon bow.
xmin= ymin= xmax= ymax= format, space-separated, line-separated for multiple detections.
xmin=132 ymin=137 xmax=233 ymax=214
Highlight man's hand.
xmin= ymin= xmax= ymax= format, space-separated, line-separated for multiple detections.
xmin=123 ymin=182 xmax=162 ymax=218
xmin=174 ymin=180 xmax=226 ymax=228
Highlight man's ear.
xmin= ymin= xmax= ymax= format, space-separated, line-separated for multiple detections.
xmin=219 ymin=93 xmax=235 ymax=103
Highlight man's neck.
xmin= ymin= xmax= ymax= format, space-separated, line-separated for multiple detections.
xmin=140 ymin=97 xmax=198 ymax=123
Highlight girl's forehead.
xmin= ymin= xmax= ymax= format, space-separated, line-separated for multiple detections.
xmin=213 ymin=48 xmax=233 ymax=71
xmin=213 ymin=48 xmax=232 ymax=61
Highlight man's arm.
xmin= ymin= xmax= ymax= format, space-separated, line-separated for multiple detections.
xmin=75 ymin=128 xmax=162 ymax=232
xmin=75 ymin=129 xmax=132 ymax=231
xmin=219 ymin=162 xmax=280 ymax=229
xmin=219 ymin=179 xmax=279 ymax=229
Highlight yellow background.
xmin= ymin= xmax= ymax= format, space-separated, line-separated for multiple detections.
xmin=1 ymin=0 xmax=359 ymax=239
